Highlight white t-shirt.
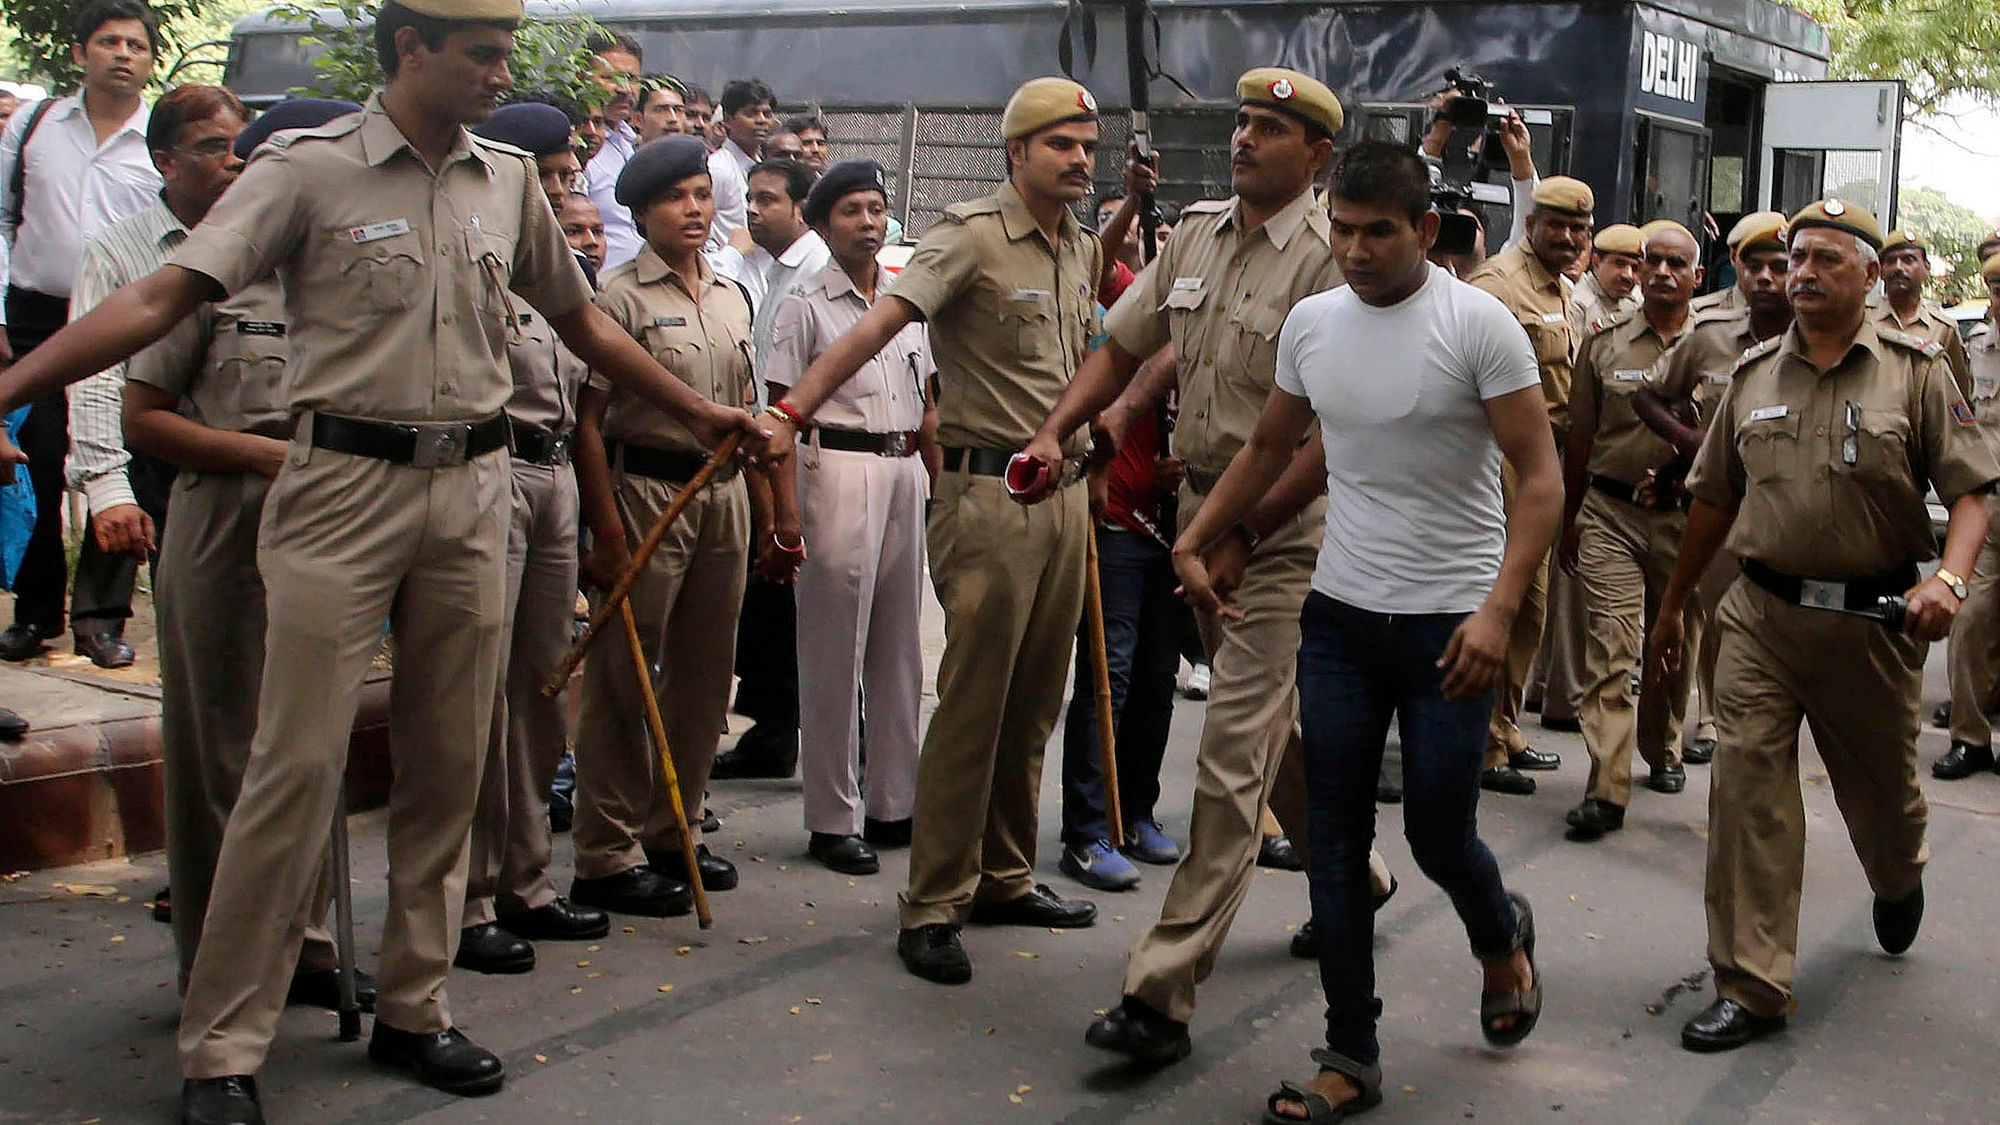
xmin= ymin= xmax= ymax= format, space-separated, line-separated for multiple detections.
xmin=1274 ymin=262 xmax=1541 ymax=614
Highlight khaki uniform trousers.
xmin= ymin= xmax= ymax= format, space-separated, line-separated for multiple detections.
xmin=465 ymin=461 xmax=581 ymax=925
xmin=1706 ymin=579 xmax=1929 ymax=1017
xmin=1574 ymin=491 xmax=1690 ymax=806
xmin=156 ymin=468 xmax=338 ymax=987
xmin=1946 ymin=500 xmax=2000 ymax=749
xmin=1529 ymin=565 xmax=1588 ymax=722
xmin=1122 ymin=489 xmax=1321 ymax=1021
xmin=795 ymin=446 xmax=927 ymax=836
xmin=1488 ymin=460 xmax=1550 ymax=767
xmin=573 ymin=472 xmax=749 ymax=878
xmin=897 ymin=469 xmax=1086 ymax=929
xmin=180 ymin=442 xmax=511 ymax=1078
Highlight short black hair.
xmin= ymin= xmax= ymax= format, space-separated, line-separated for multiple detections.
xmin=782 ymin=113 xmax=824 ymax=136
xmin=374 ymin=0 xmax=518 ymax=78
xmin=749 ymin=158 xmax=814 ymax=206
xmin=1158 ymin=202 xmax=1181 ymax=226
xmin=75 ymin=0 xmax=161 ymax=54
xmin=1097 ymin=187 xmax=1126 ymax=207
xmin=585 ymin=30 xmax=641 ymax=63
xmin=510 ymin=87 xmax=584 ymax=128
xmin=681 ymin=81 xmax=712 ymax=108
xmin=145 ymin=83 xmax=247 ymax=153
xmin=721 ymin=79 xmax=777 ymax=117
xmin=1331 ymin=139 xmax=1432 ymax=228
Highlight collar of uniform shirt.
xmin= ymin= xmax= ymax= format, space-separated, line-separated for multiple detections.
xmin=357 ymin=92 xmax=491 ymax=172
xmin=1517 ymin=241 xmax=1567 ymax=296
xmin=996 ymin=178 xmax=1081 ymax=245
xmin=635 ymin=241 xmax=723 ymax=290
xmin=52 ymin=93 xmax=149 ymax=139
xmin=816 ymin=260 xmax=871 ymax=304
xmin=1775 ymin=317 xmax=1891 ymax=373
xmin=1215 ymin=185 xmax=1326 ymax=251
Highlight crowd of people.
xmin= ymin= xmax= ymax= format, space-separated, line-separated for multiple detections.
xmin=0 ymin=1 xmax=1996 ymax=1123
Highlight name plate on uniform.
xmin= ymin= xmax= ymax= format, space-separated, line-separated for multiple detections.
xmin=1613 ymin=369 xmax=1645 ymax=382
xmin=1172 ymin=277 xmax=1203 ymax=291
xmin=348 ymin=219 xmax=412 ymax=244
xmin=235 ymin=321 xmax=286 ymax=337
xmin=1011 ymin=288 xmax=1050 ymax=303
xmin=1540 ymin=312 xmax=1568 ymax=324
xmin=653 ymin=316 xmax=688 ymax=327
xmin=1798 ymin=578 xmax=1847 ymax=610
xmin=1704 ymin=372 xmax=1731 ymax=386
xmin=1748 ymin=405 xmax=1789 ymax=422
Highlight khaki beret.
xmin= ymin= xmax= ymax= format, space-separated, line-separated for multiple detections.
xmin=1727 ymin=211 xmax=1787 ymax=255
xmin=1880 ymin=228 xmax=1930 ymax=255
xmin=392 ymin=0 xmax=523 ymax=21
xmin=1592 ymin=223 xmax=1642 ymax=257
xmin=1001 ymin=77 xmax=1098 ymax=141
xmin=1788 ymin=198 xmax=1883 ymax=251
xmin=1639 ymin=218 xmax=1694 ymax=245
xmin=1237 ymin=68 xmax=1342 ymax=138
xmin=1981 ymin=254 xmax=2000 ymax=283
xmin=1531 ymin=176 xmax=1594 ymax=216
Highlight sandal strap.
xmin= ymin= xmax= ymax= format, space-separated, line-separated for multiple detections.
xmin=1308 ymin=1049 xmax=1383 ymax=1096
xmin=1474 ymin=890 xmax=1533 ymax=961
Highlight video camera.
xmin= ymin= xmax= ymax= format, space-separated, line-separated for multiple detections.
xmin=1438 ymin=66 xmax=1514 ymax=177
xmin=1429 ymin=161 xmax=1513 ymax=258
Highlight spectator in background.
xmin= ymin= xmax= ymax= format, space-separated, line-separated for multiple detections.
xmin=584 ymin=31 xmax=644 ymax=269
xmin=681 ymin=83 xmax=716 ymax=151
xmin=0 ymin=0 xmax=163 ymax=665
xmin=0 ymin=90 xmax=18 ymax=132
xmin=635 ymin=77 xmax=685 ymax=143
xmin=783 ymin=112 xmax=828 ymax=173
xmin=560 ymin=191 xmax=607 ymax=276
xmin=767 ymin=131 xmax=807 ymax=168
xmin=576 ymin=99 xmax=607 ymax=164
xmin=708 ymin=78 xmax=776 ymax=250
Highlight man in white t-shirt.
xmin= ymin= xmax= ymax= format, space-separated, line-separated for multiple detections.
xmin=1173 ymin=140 xmax=1561 ymax=1122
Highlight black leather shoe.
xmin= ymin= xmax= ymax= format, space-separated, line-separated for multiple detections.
xmin=287 ymin=966 xmax=378 ymax=1011
xmin=182 ymin=1076 xmax=263 ymax=1125
xmin=1930 ymin=700 xmax=1953 ymax=729
xmin=1085 ymin=997 xmax=1191 ymax=1067
xmin=74 ymin=627 xmax=135 ymax=669
xmin=644 ymin=844 xmax=738 ymax=891
xmin=1514 ymin=746 xmax=1563 ymax=769
xmin=969 ymin=883 xmax=1096 ymax=928
xmin=864 ymin=816 xmax=912 ymax=848
xmin=1874 ymin=883 xmax=1924 ymax=955
xmin=1257 ymin=834 xmax=1305 ymax=871
xmin=808 ymin=832 xmax=879 ymax=875
xmin=1683 ymin=738 xmax=1716 ymax=765
xmin=1538 ymin=715 xmax=1581 ymax=733
xmin=368 ymin=1024 xmax=505 ymax=1095
xmin=1564 ymin=798 xmax=1626 ymax=841
xmin=897 ymin=923 xmax=971 ymax=984
xmin=498 ymin=898 xmax=609 ymax=942
xmin=1481 ymin=765 xmax=1537 ymax=795
xmin=700 ymin=806 xmax=721 ymax=833
xmin=1376 ymin=776 xmax=1403 ymax=804
xmin=1648 ymin=763 xmax=1688 ymax=794
xmin=0 ymin=706 xmax=26 ymax=741
xmin=454 ymin=922 xmax=535 ymax=974
xmin=710 ymin=725 xmax=798 ymax=778
xmin=569 ymin=866 xmax=694 ymax=917
xmin=1932 ymin=741 xmax=1995 ymax=780
xmin=548 ymin=796 xmax=573 ymax=833
xmin=0 ymin=623 xmax=47 ymax=662
xmin=1681 ymin=998 xmax=1786 ymax=1052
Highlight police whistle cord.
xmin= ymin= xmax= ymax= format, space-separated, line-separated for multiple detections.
xmin=620 ymin=599 xmax=714 ymax=928
xmin=328 ymin=784 xmax=362 ymax=1042
xmin=544 ymin=429 xmax=745 ymax=697
xmin=1084 ymin=523 xmax=1125 ymax=848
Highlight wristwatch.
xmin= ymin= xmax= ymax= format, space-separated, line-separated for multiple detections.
xmin=1935 ymin=567 xmax=1969 ymax=600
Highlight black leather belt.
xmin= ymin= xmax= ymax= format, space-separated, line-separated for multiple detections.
xmin=818 ymin=425 xmax=919 ymax=458
xmin=1741 ymin=558 xmax=1917 ymax=612
xmin=1589 ymin=473 xmax=1690 ymax=512
xmin=940 ymin=445 xmax=1084 ymax=486
xmin=311 ymin=412 xmax=509 ymax=468
xmin=513 ymin=424 xmax=573 ymax=466
xmin=612 ymin=441 xmax=736 ymax=484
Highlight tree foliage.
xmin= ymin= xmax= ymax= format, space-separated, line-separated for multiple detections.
xmin=1897 ymin=185 xmax=1994 ymax=301
xmin=1787 ymin=1 xmax=2000 ymax=114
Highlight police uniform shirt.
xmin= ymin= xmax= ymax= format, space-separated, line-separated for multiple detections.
xmin=503 ymin=294 xmax=585 ymax=435
xmin=1569 ymin=312 xmax=1679 ymax=485
xmin=886 ymin=180 xmax=1102 ymax=455
xmin=1466 ymin=240 xmax=1578 ymax=432
xmin=1966 ymin=320 xmax=2000 ymax=451
xmin=1570 ymin=271 xmax=1639 ymax=338
xmin=168 ymin=94 xmax=591 ymax=422
xmin=1686 ymin=320 xmax=2000 ymax=577
xmin=1102 ymin=187 xmax=1341 ymax=476
xmin=1871 ymin=296 xmax=1972 ymax=397
xmin=1690 ymin=286 xmax=1745 ymax=317
xmin=126 ymin=276 xmax=291 ymax=438
xmin=768 ymin=261 xmax=932 ymax=433
xmin=590 ymin=244 xmax=754 ymax=451
xmin=1645 ymin=306 xmax=1766 ymax=427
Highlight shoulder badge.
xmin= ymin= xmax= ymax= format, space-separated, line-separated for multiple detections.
xmin=1181 ymin=199 xmax=1230 ymax=217
xmin=942 ymin=196 xmax=1003 ymax=223
xmin=1877 ymin=327 xmax=1939 ymax=357
xmin=1732 ymin=335 xmax=1783 ymax=373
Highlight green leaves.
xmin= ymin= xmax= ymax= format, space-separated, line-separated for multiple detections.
xmin=1787 ymin=1 xmax=2000 ymax=113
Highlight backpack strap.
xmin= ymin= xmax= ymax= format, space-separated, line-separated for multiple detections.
xmin=6 ymin=98 xmax=58 ymax=234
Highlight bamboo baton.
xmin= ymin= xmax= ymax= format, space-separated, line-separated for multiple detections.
xmin=1084 ymin=523 xmax=1124 ymax=848
xmin=544 ymin=430 xmax=744 ymax=697
xmin=620 ymin=598 xmax=713 ymax=929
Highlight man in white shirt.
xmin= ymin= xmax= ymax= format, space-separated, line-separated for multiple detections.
xmin=1173 ymin=140 xmax=1560 ymax=1121
xmin=582 ymin=31 xmax=643 ymax=269
xmin=0 ymin=0 xmax=161 ymax=664
xmin=706 ymin=78 xmax=776 ymax=252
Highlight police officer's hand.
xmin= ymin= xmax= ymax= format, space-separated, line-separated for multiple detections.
xmin=1124 ymin=142 xmax=1159 ymax=199
xmin=1557 ymin=521 xmax=1582 ymax=577
xmin=247 ymin=436 xmax=288 ymax=480
xmin=1012 ymin=432 xmax=1066 ymax=505
xmin=1438 ymin=604 xmax=1511 ymax=700
xmin=1647 ymin=602 xmax=1688 ymax=686
xmin=1173 ymin=541 xmax=1239 ymax=621
xmin=1204 ymin=524 xmax=1252 ymax=605
xmin=585 ymin=532 xmax=633 ymax=593
xmin=94 ymin=503 xmax=154 ymax=556
xmin=0 ymin=429 xmax=25 ymax=484
xmin=755 ymin=527 xmax=806 ymax=584
xmin=1902 ymin=576 xmax=1960 ymax=643
xmin=698 ymin=405 xmax=780 ymax=465
xmin=1092 ymin=402 xmax=1131 ymax=461
xmin=1087 ymin=461 xmax=1110 ymax=519
xmin=1155 ymin=455 xmax=1185 ymax=495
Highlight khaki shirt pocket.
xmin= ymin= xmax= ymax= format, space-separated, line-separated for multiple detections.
xmin=1736 ymin=411 xmax=1802 ymax=485
xmin=1525 ymin=318 xmax=1572 ymax=367
xmin=212 ymin=329 xmax=291 ymax=426
xmin=998 ymin=293 xmax=1057 ymax=360
xmin=1227 ymin=303 xmax=1285 ymax=383
xmin=643 ymin=325 xmax=706 ymax=390
xmin=335 ymin=242 xmax=426 ymax=317
xmin=1851 ymin=409 xmax=1913 ymax=485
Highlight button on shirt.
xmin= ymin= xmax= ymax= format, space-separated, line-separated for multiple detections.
xmin=1103 ymin=187 xmax=1341 ymax=476
xmin=127 ymin=276 xmax=293 ymax=440
xmin=1569 ymin=311 xmax=1682 ymax=486
xmin=1466 ymin=241 xmax=1578 ymax=435
xmin=1686 ymin=321 xmax=2000 ymax=578
xmin=169 ymin=94 xmax=591 ymax=424
xmin=767 ymin=261 xmax=932 ymax=434
xmin=886 ymin=181 xmax=1101 ymax=454
xmin=591 ymin=245 xmax=754 ymax=453
xmin=586 ymin=123 xmax=640 ymax=270
xmin=0 ymin=94 xmax=159 ymax=305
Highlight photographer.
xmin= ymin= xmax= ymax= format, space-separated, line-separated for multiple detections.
xmin=1421 ymin=83 xmax=1538 ymax=253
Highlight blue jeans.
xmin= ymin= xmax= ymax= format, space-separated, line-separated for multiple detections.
xmin=1297 ymin=591 xmax=1518 ymax=1066
xmin=1059 ymin=526 xmax=1187 ymax=845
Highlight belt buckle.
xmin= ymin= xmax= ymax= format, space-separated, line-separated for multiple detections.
xmin=883 ymin=432 xmax=914 ymax=458
xmin=1799 ymin=578 xmax=1847 ymax=611
xmin=549 ymin=432 xmax=572 ymax=464
xmin=411 ymin=424 xmax=471 ymax=468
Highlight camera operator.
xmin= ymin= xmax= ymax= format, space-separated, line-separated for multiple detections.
xmin=1421 ymin=86 xmax=1538 ymax=253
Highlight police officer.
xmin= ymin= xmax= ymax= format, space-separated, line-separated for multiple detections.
xmin=569 ymin=134 xmax=768 ymax=917
xmin=1650 ymin=199 xmax=1999 ymax=1053
xmin=765 ymin=159 xmax=939 ymax=874
xmin=1556 ymin=221 xmax=1702 ymax=841
xmin=1874 ymin=228 xmax=1973 ymax=398
xmin=1019 ymin=68 xmax=1354 ymax=1064
xmin=1466 ymin=176 xmax=1594 ymax=794
xmin=761 ymin=77 xmax=1105 ymax=984
xmin=1692 ymin=211 xmax=1787 ymax=316
xmin=0 ymin=3 xmax=764 ymax=1118
xmin=456 ymin=101 xmax=609 ymax=976
xmin=1935 ymin=252 xmax=2000 ymax=779
xmin=1632 ymin=212 xmax=1793 ymax=766
xmin=1570 ymin=222 xmax=1643 ymax=334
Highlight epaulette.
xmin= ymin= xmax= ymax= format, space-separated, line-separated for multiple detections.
xmin=260 ymin=112 xmax=363 ymax=151
xmin=469 ymin=134 xmax=532 ymax=160
xmin=1691 ymin=303 xmax=1750 ymax=329
xmin=1732 ymin=335 xmax=1783 ymax=372
xmin=941 ymin=196 xmax=1003 ymax=223
xmin=1588 ymin=309 xmax=1635 ymax=342
xmin=1879 ymin=327 xmax=1944 ymax=359
xmin=1181 ymin=199 xmax=1230 ymax=217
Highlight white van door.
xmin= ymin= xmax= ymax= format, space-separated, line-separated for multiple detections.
xmin=1758 ymin=80 xmax=1905 ymax=225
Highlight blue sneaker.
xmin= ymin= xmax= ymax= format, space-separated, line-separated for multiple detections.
xmin=1060 ymin=839 xmax=1141 ymax=892
xmin=1121 ymin=820 xmax=1180 ymax=866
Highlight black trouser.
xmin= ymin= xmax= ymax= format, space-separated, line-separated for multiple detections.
xmin=732 ymin=567 xmax=799 ymax=733
xmin=5 ymin=285 xmax=173 ymax=636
